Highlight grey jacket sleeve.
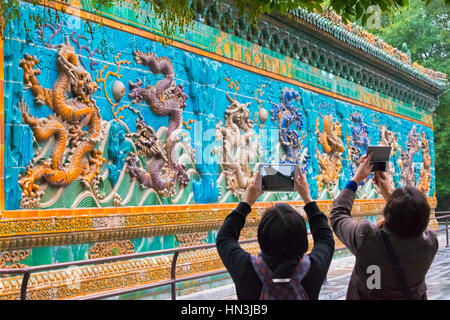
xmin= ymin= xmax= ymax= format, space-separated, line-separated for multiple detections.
xmin=329 ymin=187 xmax=374 ymax=255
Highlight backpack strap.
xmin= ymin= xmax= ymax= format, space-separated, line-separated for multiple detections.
xmin=250 ymin=255 xmax=274 ymax=284
xmin=250 ymin=255 xmax=311 ymax=284
xmin=380 ymin=230 xmax=413 ymax=300
xmin=292 ymin=255 xmax=311 ymax=285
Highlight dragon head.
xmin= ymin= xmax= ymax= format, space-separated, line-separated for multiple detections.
xmin=173 ymin=83 xmax=188 ymax=109
xmin=282 ymin=87 xmax=301 ymax=111
xmin=74 ymin=69 xmax=97 ymax=99
xmin=57 ymin=37 xmax=98 ymax=101
xmin=130 ymin=119 xmax=167 ymax=161
xmin=225 ymin=93 xmax=253 ymax=131
xmin=350 ymin=113 xmax=363 ymax=124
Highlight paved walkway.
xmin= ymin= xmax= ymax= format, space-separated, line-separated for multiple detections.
xmin=319 ymin=243 xmax=450 ymax=300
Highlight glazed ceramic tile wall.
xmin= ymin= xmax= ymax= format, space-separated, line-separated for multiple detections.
xmin=2 ymin=2 xmax=435 ymax=212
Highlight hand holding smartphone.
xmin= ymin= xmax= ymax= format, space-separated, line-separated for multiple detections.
xmin=365 ymin=146 xmax=392 ymax=172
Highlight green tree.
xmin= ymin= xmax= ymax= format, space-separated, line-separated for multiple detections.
xmin=370 ymin=0 xmax=449 ymax=209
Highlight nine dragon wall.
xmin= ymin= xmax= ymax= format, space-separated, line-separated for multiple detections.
xmin=2 ymin=2 xmax=435 ymax=214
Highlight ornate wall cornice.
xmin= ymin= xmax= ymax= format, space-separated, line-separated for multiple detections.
xmin=0 ymin=242 xmax=261 ymax=300
xmin=197 ymin=2 xmax=447 ymax=112
xmin=269 ymin=12 xmax=441 ymax=111
xmin=0 ymin=198 xmax=437 ymax=250
xmin=276 ymin=9 xmax=447 ymax=90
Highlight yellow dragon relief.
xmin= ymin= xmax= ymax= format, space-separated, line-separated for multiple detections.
xmin=417 ymin=132 xmax=431 ymax=194
xmin=315 ymin=115 xmax=345 ymax=191
xmin=18 ymin=37 xmax=105 ymax=208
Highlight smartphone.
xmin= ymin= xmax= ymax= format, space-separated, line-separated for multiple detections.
xmin=259 ymin=164 xmax=297 ymax=192
xmin=366 ymin=146 xmax=392 ymax=172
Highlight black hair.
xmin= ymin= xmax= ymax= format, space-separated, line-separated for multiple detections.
xmin=257 ymin=203 xmax=308 ymax=258
xmin=383 ymin=187 xmax=430 ymax=238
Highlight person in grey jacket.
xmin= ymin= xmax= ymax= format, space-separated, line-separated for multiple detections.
xmin=330 ymin=153 xmax=438 ymax=300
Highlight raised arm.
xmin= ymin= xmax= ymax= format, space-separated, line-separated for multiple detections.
xmin=329 ymin=153 xmax=375 ymax=254
xmin=294 ymin=167 xmax=335 ymax=279
xmin=216 ymin=173 xmax=263 ymax=280
xmin=373 ymin=171 xmax=392 ymax=201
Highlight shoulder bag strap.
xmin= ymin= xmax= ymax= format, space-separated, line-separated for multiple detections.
xmin=380 ymin=230 xmax=413 ymax=300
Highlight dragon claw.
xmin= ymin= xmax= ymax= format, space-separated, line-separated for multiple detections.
xmin=80 ymin=151 xmax=105 ymax=184
xmin=68 ymin=126 xmax=86 ymax=145
xmin=18 ymin=98 xmax=39 ymax=127
xmin=20 ymin=54 xmax=41 ymax=88
xmin=19 ymin=175 xmax=40 ymax=198
xmin=18 ymin=98 xmax=29 ymax=113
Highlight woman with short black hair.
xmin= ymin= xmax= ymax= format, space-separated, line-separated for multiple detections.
xmin=257 ymin=203 xmax=309 ymax=258
xmin=330 ymin=153 xmax=438 ymax=300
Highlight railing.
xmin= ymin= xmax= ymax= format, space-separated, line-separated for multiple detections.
xmin=0 ymin=213 xmax=449 ymax=300
xmin=436 ymin=211 xmax=450 ymax=248
xmin=0 ymin=238 xmax=257 ymax=301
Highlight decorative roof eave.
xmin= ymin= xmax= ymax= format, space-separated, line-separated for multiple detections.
xmin=194 ymin=2 xmax=444 ymax=111
xmin=279 ymin=8 xmax=448 ymax=94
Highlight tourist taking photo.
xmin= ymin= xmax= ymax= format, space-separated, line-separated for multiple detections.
xmin=216 ymin=167 xmax=335 ymax=300
xmin=330 ymin=153 xmax=438 ymax=300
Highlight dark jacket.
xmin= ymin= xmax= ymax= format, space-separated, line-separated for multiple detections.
xmin=216 ymin=201 xmax=335 ymax=300
xmin=330 ymin=185 xmax=438 ymax=300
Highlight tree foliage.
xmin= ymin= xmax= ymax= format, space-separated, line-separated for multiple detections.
xmin=1 ymin=0 xmax=448 ymax=41
xmin=370 ymin=0 xmax=449 ymax=208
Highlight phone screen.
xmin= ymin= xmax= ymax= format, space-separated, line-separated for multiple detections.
xmin=259 ymin=164 xmax=296 ymax=192
xmin=366 ymin=146 xmax=392 ymax=162
xmin=366 ymin=146 xmax=392 ymax=172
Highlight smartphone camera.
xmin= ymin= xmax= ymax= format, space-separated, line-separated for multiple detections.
xmin=366 ymin=146 xmax=392 ymax=172
xmin=259 ymin=164 xmax=297 ymax=192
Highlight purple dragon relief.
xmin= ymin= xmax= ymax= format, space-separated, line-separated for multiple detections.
xmin=35 ymin=20 xmax=63 ymax=48
xmin=69 ymin=31 xmax=102 ymax=70
xmin=126 ymin=51 xmax=189 ymax=197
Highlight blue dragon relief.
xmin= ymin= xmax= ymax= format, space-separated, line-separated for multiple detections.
xmin=347 ymin=113 xmax=380 ymax=199
xmin=270 ymin=88 xmax=306 ymax=164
